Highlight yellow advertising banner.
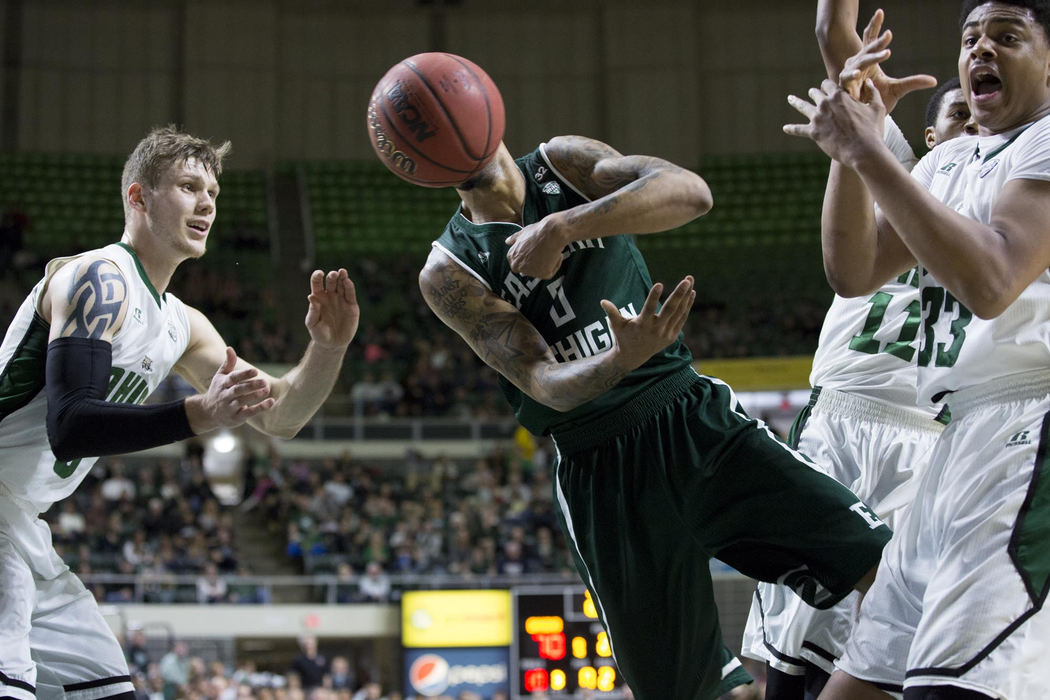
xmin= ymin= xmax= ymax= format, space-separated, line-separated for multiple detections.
xmin=694 ymin=356 xmax=812 ymax=392
xmin=402 ymin=590 xmax=512 ymax=648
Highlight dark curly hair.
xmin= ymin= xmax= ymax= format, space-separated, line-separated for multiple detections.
xmin=959 ymin=0 xmax=1050 ymax=42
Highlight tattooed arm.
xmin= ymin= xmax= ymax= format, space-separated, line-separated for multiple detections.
xmin=505 ymin=135 xmax=712 ymax=278
xmin=45 ymin=256 xmax=130 ymax=342
xmin=420 ymin=248 xmax=695 ymax=413
xmin=39 ymin=255 xmax=276 ymax=461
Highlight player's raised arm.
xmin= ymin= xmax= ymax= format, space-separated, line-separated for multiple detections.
xmin=419 ymin=248 xmax=694 ymax=413
xmin=791 ymin=14 xmax=1050 ymax=318
xmin=504 ymin=136 xmax=712 ymax=279
xmin=176 ymin=268 xmax=358 ymax=438
xmin=816 ymin=0 xmax=864 ymax=80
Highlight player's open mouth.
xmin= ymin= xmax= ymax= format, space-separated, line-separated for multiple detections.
xmin=970 ymin=69 xmax=1002 ymax=103
xmin=187 ymin=221 xmax=209 ymax=235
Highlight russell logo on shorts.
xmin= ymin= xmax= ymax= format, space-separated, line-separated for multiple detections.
xmin=1006 ymin=430 xmax=1032 ymax=448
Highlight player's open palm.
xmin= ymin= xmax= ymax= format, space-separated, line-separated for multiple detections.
xmin=305 ymin=269 xmax=360 ymax=348
xmin=838 ymin=10 xmax=936 ymax=113
xmin=191 ymin=347 xmax=276 ymax=433
xmin=601 ymin=276 xmax=695 ymax=371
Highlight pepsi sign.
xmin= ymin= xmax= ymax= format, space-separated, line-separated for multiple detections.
xmin=404 ymin=648 xmax=508 ymax=697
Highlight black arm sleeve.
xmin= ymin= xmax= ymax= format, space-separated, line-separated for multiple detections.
xmin=46 ymin=337 xmax=195 ymax=461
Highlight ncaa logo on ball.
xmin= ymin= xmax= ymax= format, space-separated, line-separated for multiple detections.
xmin=409 ymin=654 xmax=449 ymax=696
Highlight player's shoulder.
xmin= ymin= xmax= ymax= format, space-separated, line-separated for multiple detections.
xmin=1011 ymin=113 xmax=1050 ymax=152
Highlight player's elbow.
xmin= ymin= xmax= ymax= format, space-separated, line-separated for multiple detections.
xmin=46 ymin=414 xmax=86 ymax=463
xmin=694 ymin=181 xmax=714 ymax=217
xmin=964 ymin=286 xmax=1014 ymax=320
xmin=683 ymin=173 xmax=713 ymax=217
xmin=823 ymin=265 xmax=881 ymax=299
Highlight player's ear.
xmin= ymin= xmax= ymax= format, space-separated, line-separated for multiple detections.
xmin=127 ymin=183 xmax=146 ymax=213
xmin=924 ymin=126 xmax=937 ymax=150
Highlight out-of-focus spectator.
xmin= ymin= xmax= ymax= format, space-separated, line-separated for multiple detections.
xmin=196 ymin=563 xmax=229 ymax=604
xmin=158 ymin=641 xmax=190 ymax=700
xmin=358 ymin=561 xmax=391 ymax=603
xmin=125 ymin=629 xmax=151 ymax=674
xmin=290 ymin=635 xmax=328 ymax=692
xmin=326 ymin=655 xmax=354 ymax=693
xmin=351 ymin=682 xmax=383 ymax=700
xmin=100 ymin=459 xmax=136 ymax=502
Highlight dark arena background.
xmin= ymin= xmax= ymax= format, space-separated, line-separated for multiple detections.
xmin=0 ymin=1 xmax=964 ymax=698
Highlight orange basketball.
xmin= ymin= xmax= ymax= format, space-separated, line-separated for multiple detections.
xmin=367 ymin=52 xmax=505 ymax=187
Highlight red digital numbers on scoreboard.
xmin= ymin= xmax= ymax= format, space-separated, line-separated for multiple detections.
xmin=513 ymin=588 xmax=625 ymax=698
xmin=531 ymin=632 xmax=566 ymax=660
xmin=523 ymin=669 xmax=549 ymax=692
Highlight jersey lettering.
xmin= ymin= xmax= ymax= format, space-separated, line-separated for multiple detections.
xmin=547 ymin=277 xmax=577 ymax=327
xmin=848 ymin=291 xmax=922 ymax=361
xmin=918 ymin=287 xmax=973 ymax=368
xmin=849 ymin=502 xmax=886 ymax=530
xmin=549 ymin=304 xmax=636 ymax=363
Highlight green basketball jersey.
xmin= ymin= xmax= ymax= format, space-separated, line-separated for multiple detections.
xmin=433 ymin=142 xmax=692 ymax=435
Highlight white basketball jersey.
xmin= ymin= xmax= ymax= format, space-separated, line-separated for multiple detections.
xmin=910 ymin=115 xmax=1050 ymax=405
xmin=0 ymin=243 xmax=191 ymax=513
xmin=810 ymin=117 xmax=935 ymax=413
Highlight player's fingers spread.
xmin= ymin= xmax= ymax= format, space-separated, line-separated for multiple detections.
xmin=862 ymin=8 xmax=884 ymax=42
xmin=600 ymin=299 xmax=623 ymax=328
xmin=640 ymin=283 xmax=664 ymax=316
xmin=658 ymin=277 xmax=694 ymax=314
xmin=326 ymin=270 xmax=339 ymax=290
xmin=820 ymin=79 xmax=841 ymax=97
xmin=310 ymin=270 xmax=324 ymax=294
xmin=783 ymin=123 xmax=812 ymax=139
xmin=787 ymin=95 xmax=816 ymax=119
xmin=217 ymin=346 xmax=237 ymax=375
xmin=342 ymin=277 xmax=357 ymax=303
xmin=895 ymin=74 xmax=938 ymax=96
xmin=669 ymin=290 xmax=696 ymax=332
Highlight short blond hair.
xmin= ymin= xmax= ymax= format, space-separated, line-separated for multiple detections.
xmin=121 ymin=125 xmax=231 ymax=218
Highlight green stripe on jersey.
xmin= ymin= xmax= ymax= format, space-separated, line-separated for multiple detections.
xmin=0 ymin=312 xmax=50 ymax=422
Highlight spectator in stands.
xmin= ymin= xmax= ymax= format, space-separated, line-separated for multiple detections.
xmin=327 ymin=656 xmax=355 ymax=694
xmin=334 ymin=562 xmax=357 ymax=604
xmin=351 ymin=682 xmax=383 ymax=700
xmin=290 ymin=635 xmax=328 ymax=692
xmin=159 ymin=641 xmax=190 ymax=700
xmin=100 ymin=459 xmax=136 ymax=501
xmin=124 ymin=629 xmax=151 ymax=674
xmin=357 ymin=560 xmax=391 ymax=602
xmin=196 ymin=562 xmax=229 ymax=603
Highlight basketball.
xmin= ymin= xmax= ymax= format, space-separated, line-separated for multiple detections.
xmin=367 ymin=52 xmax=505 ymax=188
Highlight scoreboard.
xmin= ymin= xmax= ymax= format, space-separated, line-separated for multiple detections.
xmin=510 ymin=586 xmax=628 ymax=699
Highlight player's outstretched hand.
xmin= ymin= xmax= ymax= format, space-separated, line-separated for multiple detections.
xmin=785 ymin=78 xmax=888 ymax=166
xmin=506 ymin=217 xmax=567 ymax=280
xmin=601 ymin=275 xmax=695 ymax=371
xmin=189 ymin=347 xmax=276 ymax=433
xmin=837 ymin=10 xmax=936 ymax=113
xmin=305 ymin=269 xmax=360 ymax=349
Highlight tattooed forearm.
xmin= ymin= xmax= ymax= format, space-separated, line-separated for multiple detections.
xmin=470 ymin=312 xmax=545 ymax=378
xmin=61 ymin=260 xmax=127 ymax=339
xmin=538 ymin=360 xmax=627 ymax=404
